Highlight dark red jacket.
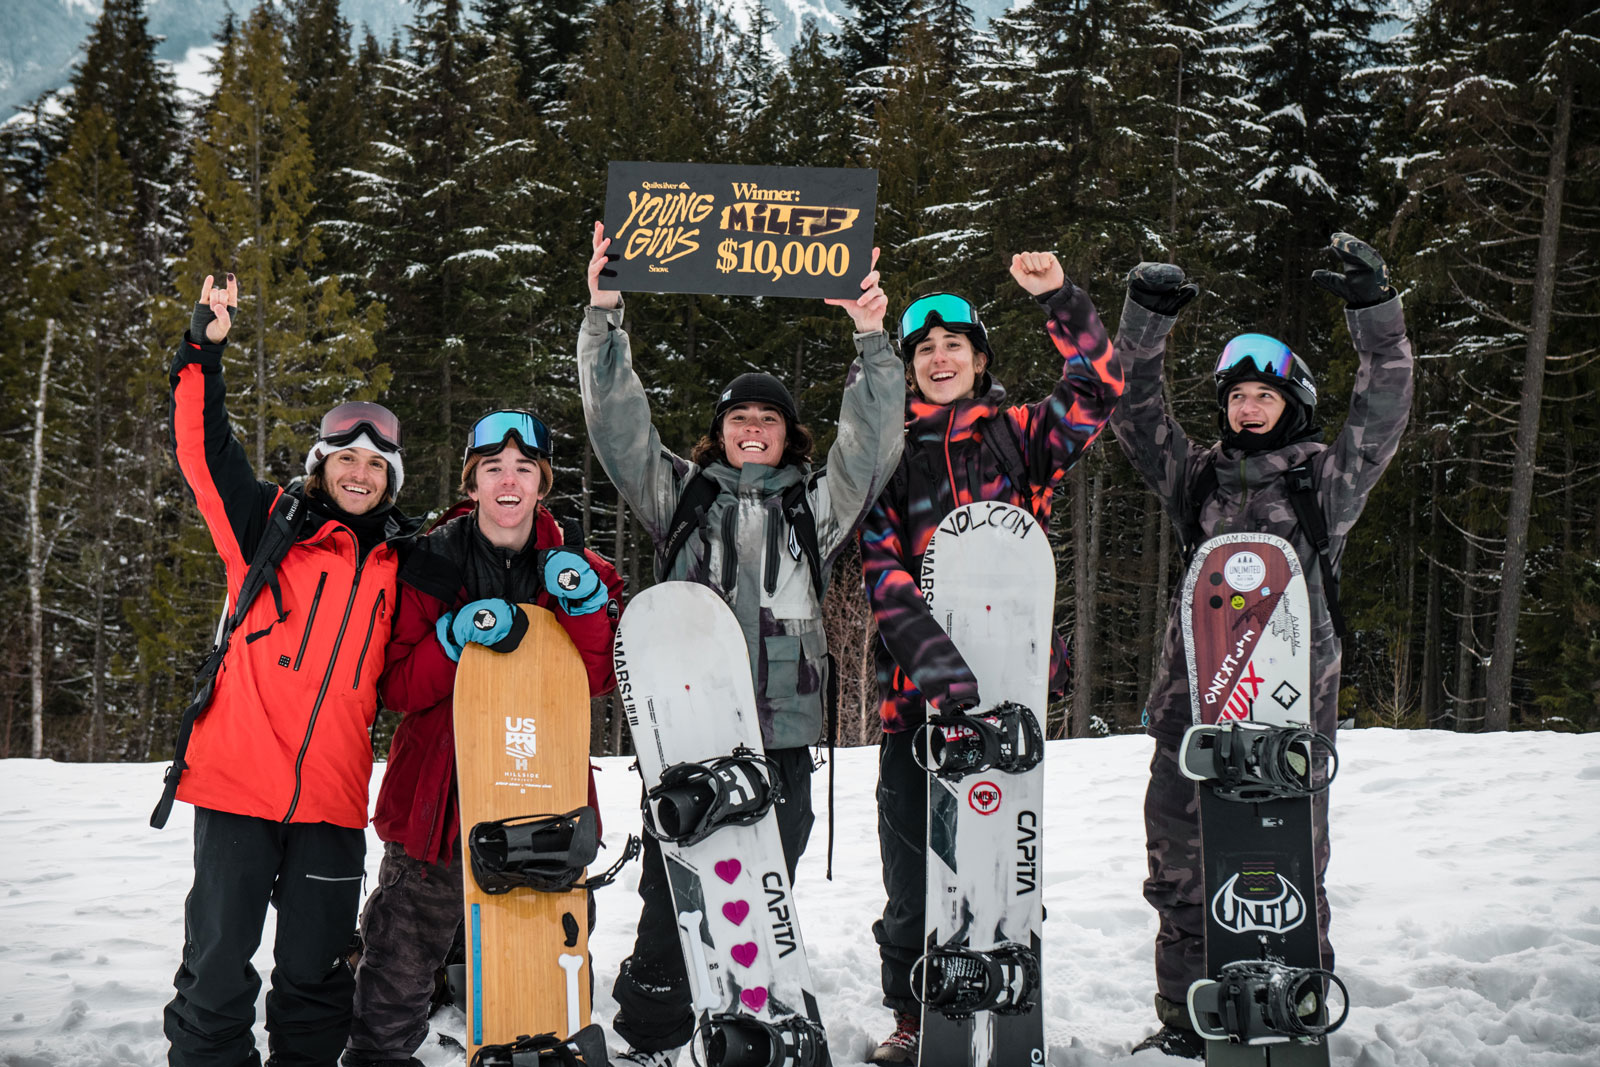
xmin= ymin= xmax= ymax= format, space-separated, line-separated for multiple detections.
xmin=170 ymin=333 xmax=418 ymax=828
xmin=372 ymin=505 xmax=622 ymax=864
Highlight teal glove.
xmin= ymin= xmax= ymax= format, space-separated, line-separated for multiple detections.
xmin=543 ymin=550 xmax=607 ymax=616
xmin=437 ymin=598 xmax=528 ymax=662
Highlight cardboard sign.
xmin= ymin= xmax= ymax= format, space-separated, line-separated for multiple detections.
xmin=601 ymin=161 xmax=877 ymax=300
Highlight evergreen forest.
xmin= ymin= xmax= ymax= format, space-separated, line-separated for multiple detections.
xmin=1 ymin=0 xmax=1596 ymax=762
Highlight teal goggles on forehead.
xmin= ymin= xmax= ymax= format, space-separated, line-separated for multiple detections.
xmin=465 ymin=409 xmax=551 ymax=461
xmin=899 ymin=293 xmax=981 ymax=343
xmin=1215 ymin=333 xmax=1294 ymax=380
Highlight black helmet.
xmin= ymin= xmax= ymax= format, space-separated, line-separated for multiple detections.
xmin=1214 ymin=333 xmax=1318 ymax=444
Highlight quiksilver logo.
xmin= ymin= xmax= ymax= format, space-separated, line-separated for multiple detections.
xmin=1210 ymin=869 xmax=1306 ymax=934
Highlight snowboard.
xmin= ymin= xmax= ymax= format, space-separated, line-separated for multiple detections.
xmin=454 ymin=604 xmax=603 ymax=1063
xmin=916 ymin=501 xmax=1052 ymax=1067
xmin=613 ymin=581 xmax=830 ymax=1067
xmin=1178 ymin=534 xmax=1337 ymax=1065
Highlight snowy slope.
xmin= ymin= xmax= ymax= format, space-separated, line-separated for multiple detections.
xmin=2 ymin=729 xmax=1598 ymax=1065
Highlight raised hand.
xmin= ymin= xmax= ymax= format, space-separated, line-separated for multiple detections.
xmin=824 ymin=246 xmax=886 ymax=332
xmin=193 ymin=274 xmax=239 ymax=343
xmin=1009 ymin=251 xmax=1067 ymax=297
xmin=587 ymin=221 xmax=621 ymax=310
xmin=1126 ymin=262 xmax=1200 ymax=317
xmin=1311 ymin=233 xmax=1395 ymax=309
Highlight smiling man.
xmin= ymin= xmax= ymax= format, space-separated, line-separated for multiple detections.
xmin=164 ymin=274 xmax=419 ymax=1067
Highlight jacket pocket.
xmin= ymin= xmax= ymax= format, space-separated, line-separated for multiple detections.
xmin=762 ymin=634 xmax=802 ymax=708
xmin=293 ymin=572 xmax=329 ymax=671
xmin=351 ymin=589 xmax=387 ymax=691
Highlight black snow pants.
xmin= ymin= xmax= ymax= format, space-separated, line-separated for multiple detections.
xmin=165 ymin=807 xmax=366 ymax=1067
xmin=872 ymin=729 xmax=926 ymax=1014
xmin=610 ymin=746 xmax=815 ymax=1054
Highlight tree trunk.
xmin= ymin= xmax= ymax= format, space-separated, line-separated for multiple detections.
xmin=1068 ymin=463 xmax=1102 ymax=738
xmin=1134 ymin=503 xmax=1159 ymax=719
xmin=29 ymin=320 xmax=56 ymax=759
xmin=1421 ymin=454 xmax=1444 ymax=725
xmin=1483 ymin=77 xmax=1571 ymax=731
xmin=1452 ymin=441 xmax=1480 ymax=730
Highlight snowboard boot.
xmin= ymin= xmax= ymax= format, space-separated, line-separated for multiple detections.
xmin=1131 ymin=993 xmax=1204 ymax=1059
xmin=614 ymin=1048 xmax=677 ymax=1067
xmin=865 ymin=1010 xmax=919 ymax=1064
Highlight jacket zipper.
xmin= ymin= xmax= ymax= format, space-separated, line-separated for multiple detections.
xmin=763 ymin=506 xmax=780 ymax=595
xmin=720 ymin=501 xmax=738 ymax=590
xmin=350 ymin=588 xmax=386 ymax=691
xmin=284 ymin=530 xmax=367 ymax=823
xmin=943 ymin=409 xmax=960 ymax=508
xmin=293 ymin=572 xmax=329 ymax=670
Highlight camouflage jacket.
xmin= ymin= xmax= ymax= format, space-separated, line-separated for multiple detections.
xmin=1110 ymin=294 xmax=1414 ymax=741
xmin=862 ymin=282 xmax=1125 ymax=732
xmin=578 ymin=301 xmax=905 ymax=749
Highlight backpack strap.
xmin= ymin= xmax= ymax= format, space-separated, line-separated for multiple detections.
xmin=151 ymin=490 xmax=309 ymax=829
xmin=976 ymin=413 xmax=1044 ymax=520
xmin=656 ymin=471 xmax=721 ymax=583
xmin=1179 ymin=458 xmax=1219 ymax=566
xmin=1284 ymin=459 xmax=1346 ymax=641
xmin=780 ymin=479 xmax=825 ymax=602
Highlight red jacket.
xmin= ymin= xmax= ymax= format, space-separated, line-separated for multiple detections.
xmin=170 ymin=333 xmax=416 ymax=828
xmin=372 ymin=506 xmax=622 ymax=864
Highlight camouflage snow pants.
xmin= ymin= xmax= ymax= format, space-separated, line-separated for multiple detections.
xmin=1143 ymin=737 xmax=1334 ymax=1006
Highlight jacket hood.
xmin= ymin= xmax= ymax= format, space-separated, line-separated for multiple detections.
xmin=905 ymin=374 xmax=1011 ymax=443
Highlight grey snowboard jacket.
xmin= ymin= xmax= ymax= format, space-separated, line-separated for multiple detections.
xmin=1110 ymin=294 xmax=1414 ymax=743
xmin=578 ymin=301 xmax=906 ymax=749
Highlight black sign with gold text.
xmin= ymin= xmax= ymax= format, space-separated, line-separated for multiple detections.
xmin=601 ymin=161 xmax=878 ymax=300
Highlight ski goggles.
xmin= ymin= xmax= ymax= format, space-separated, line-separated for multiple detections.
xmin=1215 ymin=334 xmax=1295 ymax=382
xmin=898 ymin=293 xmax=982 ymax=345
xmin=319 ymin=401 xmax=403 ymax=452
xmin=465 ymin=409 xmax=551 ymax=461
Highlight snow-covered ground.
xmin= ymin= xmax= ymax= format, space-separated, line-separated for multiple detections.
xmin=2 ymin=730 xmax=1598 ymax=1066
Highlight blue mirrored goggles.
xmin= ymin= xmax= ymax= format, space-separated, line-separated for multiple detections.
xmin=898 ymin=293 xmax=981 ymax=343
xmin=1215 ymin=334 xmax=1295 ymax=381
xmin=465 ymin=409 xmax=551 ymax=460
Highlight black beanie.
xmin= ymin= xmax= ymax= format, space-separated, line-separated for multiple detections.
xmin=711 ymin=373 xmax=798 ymax=432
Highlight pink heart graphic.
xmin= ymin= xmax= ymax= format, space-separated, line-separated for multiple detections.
xmin=730 ymin=942 xmax=759 ymax=967
xmin=722 ymin=900 xmax=750 ymax=925
xmin=740 ymin=986 xmax=768 ymax=1012
xmin=714 ymin=859 xmax=741 ymax=884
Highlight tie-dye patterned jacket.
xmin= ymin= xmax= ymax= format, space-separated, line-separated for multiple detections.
xmin=1109 ymin=293 xmax=1413 ymax=743
xmin=862 ymin=282 xmax=1125 ymax=733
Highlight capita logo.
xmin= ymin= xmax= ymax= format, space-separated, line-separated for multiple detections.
xmin=968 ymin=780 xmax=1002 ymax=815
xmin=503 ymin=715 xmax=537 ymax=761
xmin=1210 ymin=866 xmax=1307 ymax=934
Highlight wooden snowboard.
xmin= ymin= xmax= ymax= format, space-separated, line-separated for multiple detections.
xmin=454 ymin=605 xmax=592 ymax=1059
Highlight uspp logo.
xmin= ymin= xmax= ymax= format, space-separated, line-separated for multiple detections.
xmin=473 ymin=607 xmax=499 ymax=630
xmin=555 ymin=567 xmax=583 ymax=593
xmin=1210 ymin=869 xmax=1307 ymax=934
xmin=504 ymin=715 xmax=537 ymax=761
xmin=968 ymin=780 xmax=1002 ymax=815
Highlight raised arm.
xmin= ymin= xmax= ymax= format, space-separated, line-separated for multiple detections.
xmin=168 ymin=272 xmax=277 ymax=577
xmin=1107 ymin=263 xmax=1206 ymax=524
xmin=576 ymin=221 xmax=689 ymax=541
xmin=1007 ymin=253 xmax=1126 ymax=504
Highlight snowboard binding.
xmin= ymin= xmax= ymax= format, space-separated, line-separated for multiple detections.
xmin=911 ymin=942 xmax=1040 ymax=1020
xmin=1179 ymin=721 xmax=1339 ymax=802
xmin=643 ymin=745 xmax=783 ymax=846
xmin=1187 ymin=960 xmax=1349 ymax=1043
xmin=469 ymin=1022 xmax=610 ymax=1066
xmin=468 ymin=806 xmax=640 ymax=894
xmin=691 ymin=1011 xmax=828 ymax=1067
xmin=914 ymin=701 xmax=1045 ymax=781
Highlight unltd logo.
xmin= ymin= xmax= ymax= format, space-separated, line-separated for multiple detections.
xmin=1210 ymin=869 xmax=1307 ymax=934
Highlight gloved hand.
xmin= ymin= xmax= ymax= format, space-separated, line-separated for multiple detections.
xmin=1126 ymin=262 xmax=1200 ymax=317
xmin=543 ymin=550 xmax=608 ymax=616
xmin=1311 ymin=233 xmax=1395 ymax=309
xmin=435 ymin=598 xmax=528 ymax=662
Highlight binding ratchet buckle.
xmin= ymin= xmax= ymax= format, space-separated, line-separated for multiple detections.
xmin=642 ymin=745 xmax=783 ymax=847
xmin=470 ymin=1023 xmax=610 ymax=1066
xmin=911 ymin=942 xmax=1040 ymax=1020
xmin=914 ymin=702 xmax=1044 ymax=781
xmin=691 ymin=1011 xmax=827 ymax=1067
xmin=1188 ymin=960 xmax=1349 ymax=1044
xmin=1181 ymin=721 xmax=1339 ymax=802
xmin=468 ymin=806 xmax=639 ymax=894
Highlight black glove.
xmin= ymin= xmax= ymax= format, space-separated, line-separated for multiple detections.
xmin=189 ymin=302 xmax=217 ymax=341
xmin=1126 ymin=262 xmax=1200 ymax=317
xmin=1311 ymin=233 xmax=1395 ymax=309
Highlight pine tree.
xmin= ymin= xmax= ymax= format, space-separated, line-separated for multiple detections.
xmin=836 ymin=0 xmax=923 ymax=79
